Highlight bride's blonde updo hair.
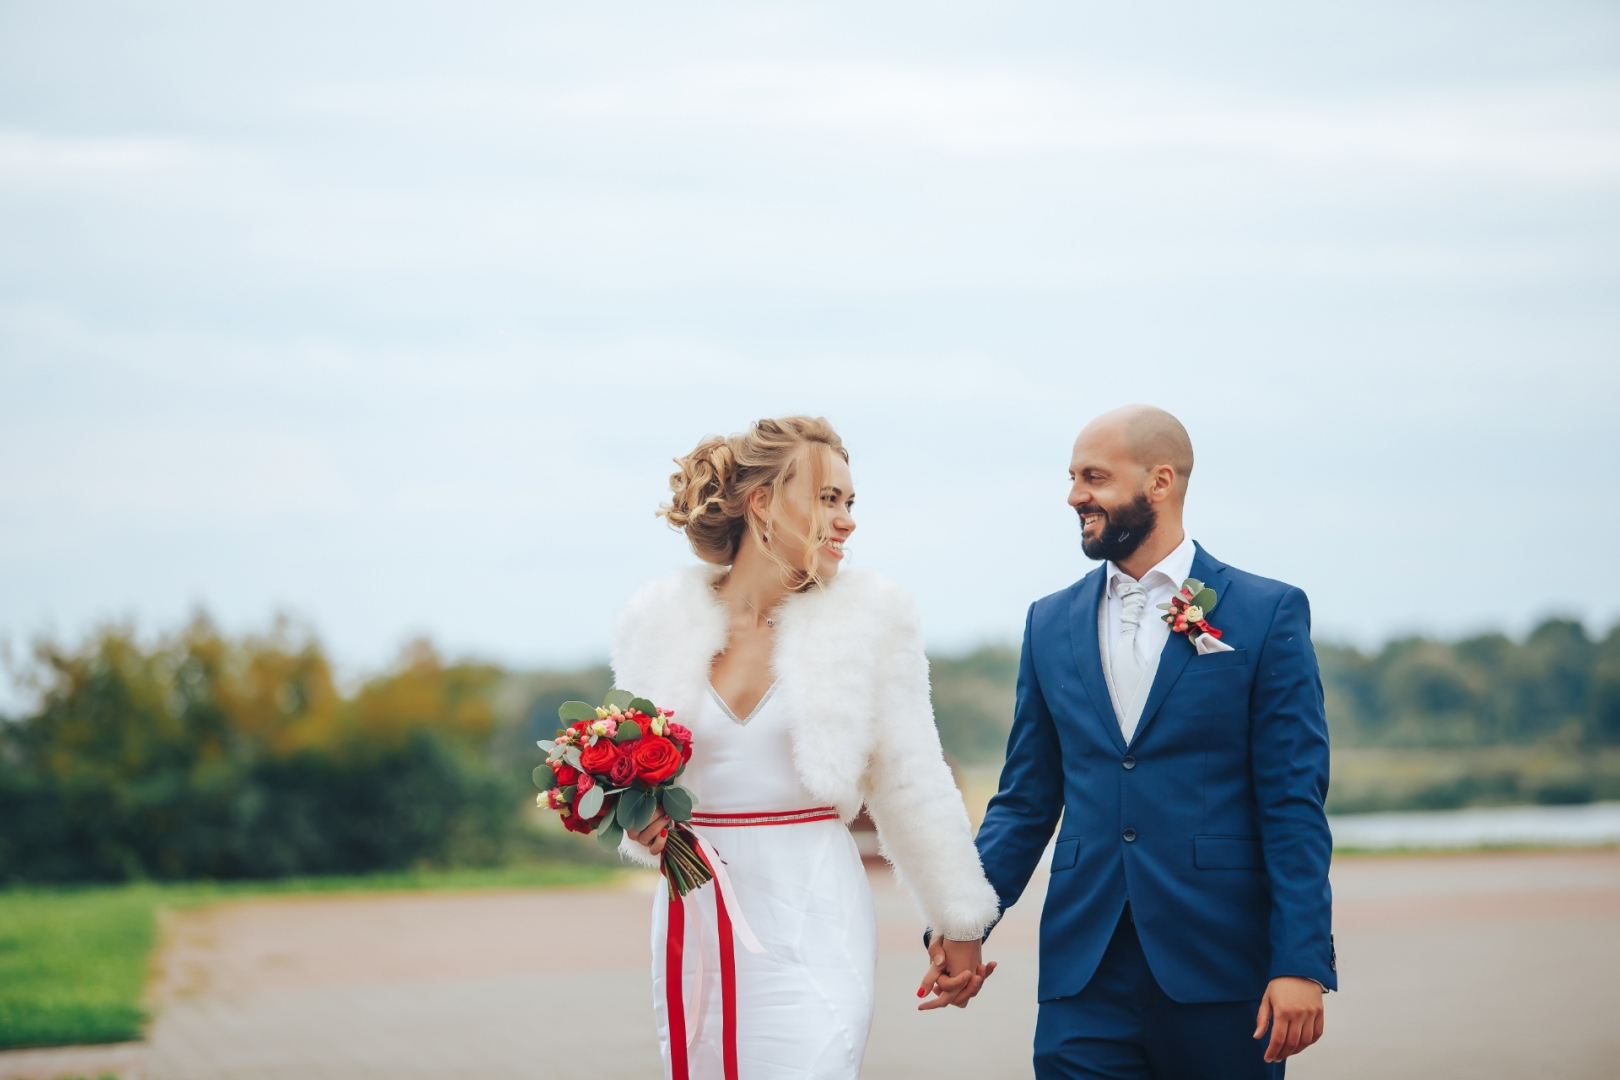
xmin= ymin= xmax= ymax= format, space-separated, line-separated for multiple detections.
xmin=661 ymin=416 xmax=848 ymax=582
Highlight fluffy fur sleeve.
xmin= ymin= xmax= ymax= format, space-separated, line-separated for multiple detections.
xmin=860 ymin=578 xmax=1002 ymax=941
xmin=617 ymin=832 xmax=662 ymax=868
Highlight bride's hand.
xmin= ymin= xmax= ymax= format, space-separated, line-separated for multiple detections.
xmin=917 ymin=938 xmax=996 ymax=1011
xmin=628 ymin=811 xmax=672 ymax=856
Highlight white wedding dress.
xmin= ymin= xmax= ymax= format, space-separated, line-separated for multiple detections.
xmin=650 ymin=682 xmax=878 ymax=1080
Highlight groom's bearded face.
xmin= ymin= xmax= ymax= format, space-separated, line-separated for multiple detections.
xmin=1076 ymin=490 xmax=1158 ymax=563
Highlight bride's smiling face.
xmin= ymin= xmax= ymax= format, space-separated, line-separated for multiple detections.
xmin=760 ymin=451 xmax=857 ymax=579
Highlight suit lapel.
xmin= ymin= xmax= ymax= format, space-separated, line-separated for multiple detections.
xmin=1068 ymin=568 xmax=1129 ymax=756
xmin=1128 ymin=544 xmax=1232 ymax=749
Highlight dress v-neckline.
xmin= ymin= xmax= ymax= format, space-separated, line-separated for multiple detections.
xmin=708 ymin=681 xmax=779 ymax=726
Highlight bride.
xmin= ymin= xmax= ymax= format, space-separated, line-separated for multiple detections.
xmin=613 ymin=415 xmax=1002 ymax=1080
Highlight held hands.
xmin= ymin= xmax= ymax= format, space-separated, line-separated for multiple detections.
xmin=917 ymin=937 xmax=996 ymax=1011
xmin=1253 ymin=976 xmax=1324 ymax=1063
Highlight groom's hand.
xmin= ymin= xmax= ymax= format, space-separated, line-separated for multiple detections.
xmin=1254 ymin=977 xmax=1324 ymax=1063
xmin=917 ymin=938 xmax=996 ymax=1011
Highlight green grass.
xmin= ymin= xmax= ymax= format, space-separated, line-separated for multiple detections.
xmin=0 ymin=887 xmax=156 ymax=1050
xmin=0 ymin=860 xmax=623 ymax=1051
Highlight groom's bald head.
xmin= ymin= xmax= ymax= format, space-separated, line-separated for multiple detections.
xmin=1082 ymin=404 xmax=1195 ymax=498
xmin=1069 ymin=405 xmax=1193 ymax=570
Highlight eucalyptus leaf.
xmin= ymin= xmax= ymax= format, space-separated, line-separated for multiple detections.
xmin=560 ymin=784 xmax=577 ymax=802
xmin=615 ymin=787 xmax=658 ymax=832
xmin=596 ymin=821 xmax=626 ymax=852
xmin=661 ymin=785 xmax=695 ymax=822
xmin=1192 ymin=588 xmax=1218 ymax=614
xmin=616 ymin=788 xmax=652 ymax=831
xmin=538 ymin=739 xmax=556 ymax=752
xmin=628 ymin=697 xmax=657 ymax=716
xmin=614 ymin=720 xmax=643 ymax=742
xmin=603 ymin=689 xmax=635 ymax=711
xmin=578 ymin=783 xmax=605 ymax=820
xmin=564 ymin=745 xmax=583 ymax=769
xmin=1182 ymin=578 xmax=1204 ymax=595
xmin=532 ymin=765 xmax=557 ymax=791
xmin=558 ymin=701 xmax=598 ymax=723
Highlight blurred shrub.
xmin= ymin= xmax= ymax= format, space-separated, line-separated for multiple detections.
xmin=0 ymin=619 xmax=522 ymax=884
xmin=930 ymin=647 xmax=1019 ymax=765
xmin=1318 ymin=618 xmax=1620 ymax=749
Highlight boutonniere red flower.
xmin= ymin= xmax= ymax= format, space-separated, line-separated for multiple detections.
xmin=1158 ymin=578 xmax=1224 ymax=644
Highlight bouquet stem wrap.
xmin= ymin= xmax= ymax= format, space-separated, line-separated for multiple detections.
xmin=660 ymin=822 xmax=714 ymax=899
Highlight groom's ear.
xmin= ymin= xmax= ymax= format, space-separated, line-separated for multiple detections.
xmin=1144 ymin=463 xmax=1181 ymax=504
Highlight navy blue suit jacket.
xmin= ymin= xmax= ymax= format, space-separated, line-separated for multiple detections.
xmin=975 ymin=543 xmax=1336 ymax=1004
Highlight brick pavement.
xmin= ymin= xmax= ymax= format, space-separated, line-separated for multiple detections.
xmin=2 ymin=849 xmax=1616 ymax=1080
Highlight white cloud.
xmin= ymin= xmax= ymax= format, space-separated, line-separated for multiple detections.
xmin=0 ymin=130 xmax=195 ymax=181
xmin=551 ymin=62 xmax=1620 ymax=180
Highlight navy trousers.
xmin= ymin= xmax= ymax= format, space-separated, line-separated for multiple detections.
xmin=1033 ymin=908 xmax=1284 ymax=1080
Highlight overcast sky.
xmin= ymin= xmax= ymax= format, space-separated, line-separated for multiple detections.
xmin=1 ymin=1 xmax=1617 ymax=685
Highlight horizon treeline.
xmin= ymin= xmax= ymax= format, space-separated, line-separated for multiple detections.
xmin=929 ymin=617 xmax=1620 ymax=762
xmin=0 ymin=619 xmax=534 ymax=884
xmin=4 ymin=614 xmax=1617 ymax=884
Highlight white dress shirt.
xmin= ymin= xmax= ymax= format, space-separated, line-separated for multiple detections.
xmin=1100 ymin=533 xmax=1197 ymax=744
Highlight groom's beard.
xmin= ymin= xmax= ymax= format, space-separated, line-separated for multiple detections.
xmin=1078 ymin=494 xmax=1157 ymax=563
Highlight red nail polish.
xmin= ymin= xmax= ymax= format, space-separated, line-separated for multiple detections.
xmin=917 ymin=987 xmax=927 ymax=998
xmin=660 ymin=828 xmax=668 ymax=837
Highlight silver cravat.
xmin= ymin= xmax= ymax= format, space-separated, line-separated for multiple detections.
xmin=1112 ymin=577 xmax=1150 ymax=702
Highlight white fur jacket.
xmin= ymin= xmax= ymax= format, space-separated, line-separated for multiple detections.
xmin=612 ymin=564 xmax=1001 ymax=941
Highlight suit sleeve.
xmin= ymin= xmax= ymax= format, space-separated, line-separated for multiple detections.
xmin=1250 ymin=586 xmax=1337 ymax=989
xmin=972 ymin=603 xmax=1066 ymax=938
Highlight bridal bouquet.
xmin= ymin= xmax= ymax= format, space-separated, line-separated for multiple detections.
xmin=533 ymin=690 xmax=712 ymax=897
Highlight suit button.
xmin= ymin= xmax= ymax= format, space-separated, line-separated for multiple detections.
xmin=1123 ymin=829 xmax=1137 ymax=842
xmin=1122 ymin=756 xmax=1135 ymax=770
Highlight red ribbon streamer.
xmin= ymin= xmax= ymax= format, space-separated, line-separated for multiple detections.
xmin=663 ymin=810 xmax=832 ymax=1080
xmin=665 ymin=892 xmax=689 ymax=1080
xmin=666 ymin=845 xmax=740 ymax=1080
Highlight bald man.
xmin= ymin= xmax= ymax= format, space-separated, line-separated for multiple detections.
xmin=970 ymin=406 xmax=1335 ymax=1078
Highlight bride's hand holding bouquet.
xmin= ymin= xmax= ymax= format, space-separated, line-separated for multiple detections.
xmin=533 ymin=689 xmax=712 ymax=896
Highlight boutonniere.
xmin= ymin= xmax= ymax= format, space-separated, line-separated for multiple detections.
xmin=1158 ymin=579 xmax=1234 ymax=654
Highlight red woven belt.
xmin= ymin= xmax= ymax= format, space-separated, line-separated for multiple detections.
xmin=689 ymin=806 xmax=839 ymax=827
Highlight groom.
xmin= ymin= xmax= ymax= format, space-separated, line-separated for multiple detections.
xmin=966 ymin=406 xmax=1335 ymax=1078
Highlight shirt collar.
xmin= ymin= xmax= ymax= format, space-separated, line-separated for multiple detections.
xmin=1107 ymin=533 xmax=1197 ymax=597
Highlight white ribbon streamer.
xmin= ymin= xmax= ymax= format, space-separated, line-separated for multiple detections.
xmin=694 ymin=832 xmax=768 ymax=955
xmin=681 ymin=889 xmax=701 ymax=1049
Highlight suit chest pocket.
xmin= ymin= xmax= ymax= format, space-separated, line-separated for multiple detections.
xmin=1183 ymin=648 xmax=1250 ymax=673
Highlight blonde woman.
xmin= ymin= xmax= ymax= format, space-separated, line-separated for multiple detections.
xmin=615 ymin=416 xmax=1000 ymax=1080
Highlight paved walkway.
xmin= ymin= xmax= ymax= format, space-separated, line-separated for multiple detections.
xmin=3 ymin=849 xmax=1617 ymax=1079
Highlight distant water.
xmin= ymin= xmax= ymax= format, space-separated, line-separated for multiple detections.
xmin=1329 ymin=802 xmax=1620 ymax=850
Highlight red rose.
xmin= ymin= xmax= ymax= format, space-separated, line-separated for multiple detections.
xmin=561 ymin=811 xmax=595 ymax=834
xmin=631 ymin=736 xmax=682 ymax=784
xmin=666 ymin=723 xmax=694 ymax=763
xmin=575 ymin=772 xmax=595 ymax=795
xmin=579 ymin=739 xmax=621 ymax=777
xmin=608 ymin=746 xmax=638 ymax=787
xmin=552 ymin=762 xmax=579 ymax=786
